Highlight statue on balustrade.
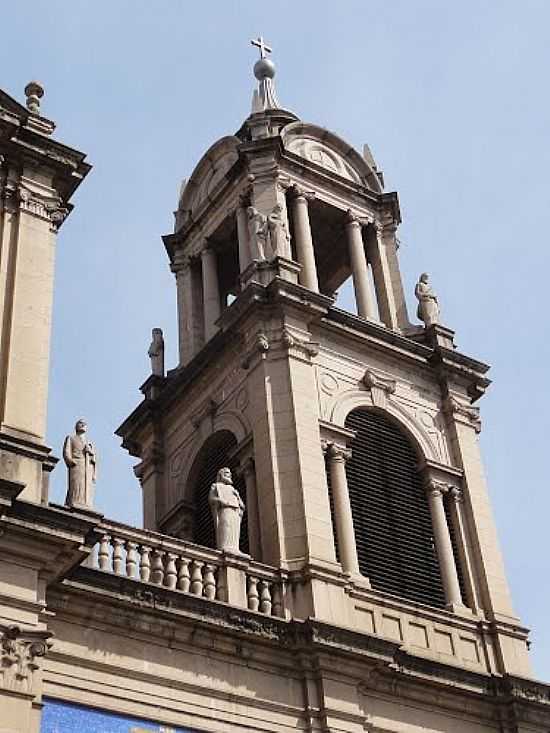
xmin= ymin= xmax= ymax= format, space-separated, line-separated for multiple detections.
xmin=209 ymin=467 xmax=245 ymax=553
xmin=415 ymin=272 xmax=440 ymax=327
xmin=148 ymin=327 xmax=165 ymax=377
xmin=267 ymin=202 xmax=290 ymax=257
xmin=247 ymin=206 xmax=272 ymax=261
xmin=63 ymin=419 xmax=97 ymax=510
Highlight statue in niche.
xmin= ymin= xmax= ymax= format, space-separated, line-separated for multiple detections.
xmin=267 ymin=202 xmax=290 ymax=257
xmin=208 ymin=467 xmax=245 ymax=553
xmin=247 ymin=206 xmax=272 ymax=260
xmin=63 ymin=419 xmax=97 ymax=510
xmin=415 ymin=272 xmax=440 ymax=327
xmin=148 ymin=327 xmax=165 ymax=377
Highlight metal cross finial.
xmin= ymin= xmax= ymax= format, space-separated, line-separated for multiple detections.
xmin=251 ymin=36 xmax=272 ymax=60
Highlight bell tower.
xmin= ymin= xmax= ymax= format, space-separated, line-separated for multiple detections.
xmin=118 ymin=39 xmax=532 ymax=681
xmin=0 ymin=83 xmax=90 ymax=503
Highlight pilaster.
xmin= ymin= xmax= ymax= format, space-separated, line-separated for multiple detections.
xmin=0 ymin=93 xmax=90 ymax=504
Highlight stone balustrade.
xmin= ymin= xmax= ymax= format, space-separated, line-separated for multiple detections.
xmin=88 ymin=519 xmax=285 ymax=617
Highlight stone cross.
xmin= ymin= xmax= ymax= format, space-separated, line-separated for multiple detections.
xmin=251 ymin=36 xmax=272 ymax=59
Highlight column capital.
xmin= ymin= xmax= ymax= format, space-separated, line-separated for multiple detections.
xmin=425 ymin=478 xmax=450 ymax=498
xmin=443 ymin=395 xmax=482 ymax=433
xmin=323 ymin=441 xmax=352 ymax=463
xmin=289 ymin=184 xmax=315 ymax=202
xmin=171 ymin=251 xmax=192 ymax=274
xmin=374 ymin=218 xmax=398 ymax=236
xmin=345 ymin=209 xmax=369 ymax=228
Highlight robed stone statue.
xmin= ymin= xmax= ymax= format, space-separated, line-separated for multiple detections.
xmin=247 ymin=206 xmax=272 ymax=261
xmin=415 ymin=272 xmax=440 ymax=327
xmin=63 ymin=419 xmax=97 ymax=510
xmin=208 ymin=467 xmax=245 ymax=553
xmin=148 ymin=327 xmax=165 ymax=377
xmin=267 ymin=203 xmax=290 ymax=257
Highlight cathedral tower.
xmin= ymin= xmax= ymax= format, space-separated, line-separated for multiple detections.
xmin=118 ymin=41 xmax=531 ymax=680
xmin=1 ymin=43 xmax=549 ymax=733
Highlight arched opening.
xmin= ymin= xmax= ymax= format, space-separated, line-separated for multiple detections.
xmin=190 ymin=430 xmax=249 ymax=554
xmin=343 ymin=408 xmax=446 ymax=608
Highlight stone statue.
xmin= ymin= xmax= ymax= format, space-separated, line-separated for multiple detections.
xmin=247 ymin=206 xmax=272 ymax=260
xmin=267 ymin=203 xmax=290 ymax=257
xmin=63 ymin=419 xmax=97 ymax=510
xmin=208 ymin=467 xmax=245 ymax=553
xmin=415 ymin=272 xmax=440 ymax=327
xmin=148 ymin=328 xmax=165 ymax=377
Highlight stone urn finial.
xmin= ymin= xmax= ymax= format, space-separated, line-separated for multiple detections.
xmin=24 ymin=81 xmax=44 ymax=115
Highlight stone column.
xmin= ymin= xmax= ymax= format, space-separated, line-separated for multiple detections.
xmin=173 ymin=255 xmax=189 ymax=365
xmin=242 ymin=458 xmax=262 ymax=560
xmin=345 ymin=212 xmax=377 ymax=320
xmin=326 ymin=443 xmax=360 ymax=576
xmin=236 ymin=201 xmax=251 ymax=275
xmin=367 ymin=222 xmax=409 ymax=330
xmin=201 ymin=244 xmax=221 ymax=341
xmin=425 ymin=479 xmax=463 ymax=610
xmin=290 ymin=189 xmax=319 ymax=292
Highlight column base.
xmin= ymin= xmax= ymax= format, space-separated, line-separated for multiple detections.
xmin=240 ymin=256 xmax=301 ymax=289
xmin=446 ymin=601 xmax=474 ymax=617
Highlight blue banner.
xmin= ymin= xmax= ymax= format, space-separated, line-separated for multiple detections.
xmin=41 ymin=699 xmax=197 ymax=732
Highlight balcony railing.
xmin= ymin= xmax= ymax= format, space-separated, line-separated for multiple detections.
xmin=86 ymin=518 xmax=287 ymax=618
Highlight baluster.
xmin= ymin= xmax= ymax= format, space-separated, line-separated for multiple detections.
xmin=165 ymin=553 xmax=177 ymax=590
xmin=98 ymin=534 xmax=111 ymax=571
xmin=151 ymin=549 xmax=165 ymax=585
xmin=272 ymin=583 xmax=283 ymax=618
xmin=203 ymin=564 xmax=216 ymax=600
xmin=140 ymin=545 xmax=152 ymax=582
xmin=259 ymin=580 xmax=272 ymax=615
xmin=190 ymin=561 xmax=204 ymax=596
xmin=125 ymin=541 xmax=138 ymax=578
xmin=112 ymin=537 xmax=125 ymax=575
xmin=247 ymin=576 xmax=259 ymax=612
xmin=177 ymin=558 xmax=190 ymax=592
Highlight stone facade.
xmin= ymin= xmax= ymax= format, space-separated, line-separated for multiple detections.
xmin=0 ymin=51 xmax=549 ymax=733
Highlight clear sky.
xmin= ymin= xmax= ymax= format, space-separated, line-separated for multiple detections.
xmin=2 ymin=1 xmax=549 ymax=678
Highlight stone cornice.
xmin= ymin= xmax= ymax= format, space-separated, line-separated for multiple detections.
xmin=0 ymin=117 xmax=91 ymax=203
xmin=47 ymin=569 xmax=550 ymax=725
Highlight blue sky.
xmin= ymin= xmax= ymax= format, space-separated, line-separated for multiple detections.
xmin=2 ymin=2 xmax=549 ymax=678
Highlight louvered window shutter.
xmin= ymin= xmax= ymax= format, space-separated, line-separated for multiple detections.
xmin=342 ymin=409 xmax=446 ymax=608
xmin=193 ymin=431 xmax=249 ymax=554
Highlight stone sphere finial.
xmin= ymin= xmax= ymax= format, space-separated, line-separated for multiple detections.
xmin=24 ymin=81 xmax=44 ymax=114
xmin=254 ymin=57 xmax=276 ymax=81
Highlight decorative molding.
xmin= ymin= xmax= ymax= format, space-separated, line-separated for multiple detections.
xmin=17 ymin=185 xmax=69 ymax=230
xmin=0 ymin=624 xmax=52 ymax=694
xmin=280 ymin=327 xmax=319 ymax=360
xmin=319 ymin=372 xmax=339 ymax=395
xmin=241 ymin=332 xmax=269 ymax=369
xmin=443 ymin=395 xmax=481 ymax=433
xmin=190 ymin=397 xmax=218 ymax=430
xmin=362 ymin=369 xmax=396 ymax=408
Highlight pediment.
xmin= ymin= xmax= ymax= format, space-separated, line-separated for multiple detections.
xmin=178 ymin=136 xmax=240 ymax=222
xmin=281 ymin=122 xmax=382 ymax=193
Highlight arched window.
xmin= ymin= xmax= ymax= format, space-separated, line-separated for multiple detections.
xmin=343 ymin=409 xmax=446 ymax=608
xmin=191 ymin=431 xmax=249 ymax=554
